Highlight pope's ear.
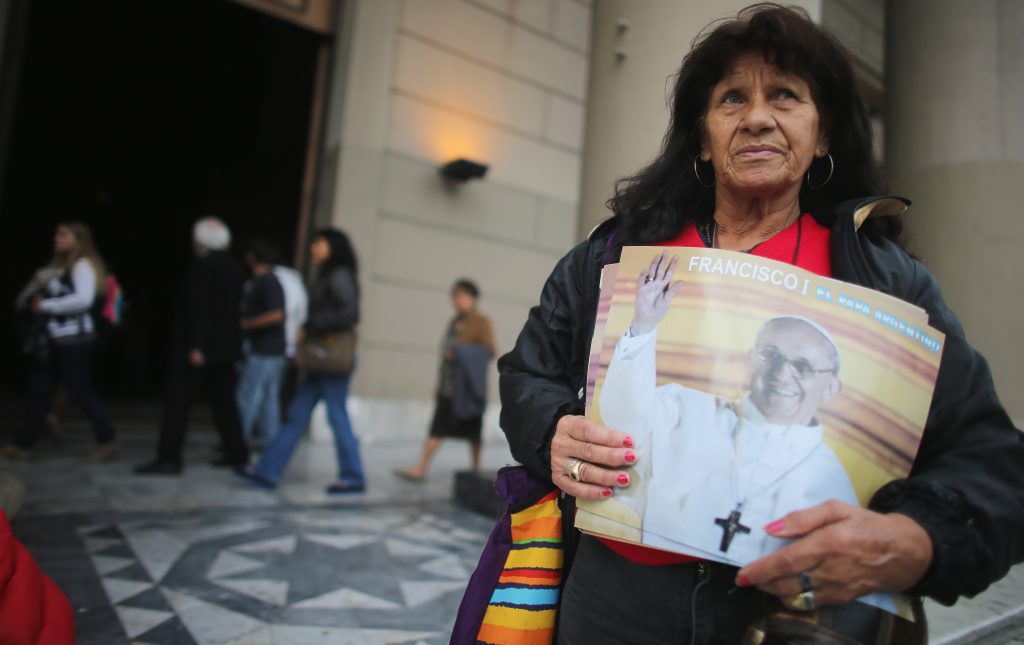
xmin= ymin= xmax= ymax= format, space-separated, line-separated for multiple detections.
xmin=746 ymin=348 xmax=757 ymax=367
xmin=822 ymin=375 xmax=842 ymax=402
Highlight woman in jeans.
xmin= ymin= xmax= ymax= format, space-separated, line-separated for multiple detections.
xmin=236 ymin=228 xmax=365 ymax=494
xmin=5 ymin=223 xmax=117 ymax=462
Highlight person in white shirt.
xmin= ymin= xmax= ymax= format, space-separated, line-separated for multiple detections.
xmin=236 ymin=241 xmax=289 ymax=447
xmin=272 ymin=264 xmax=308 ymax=360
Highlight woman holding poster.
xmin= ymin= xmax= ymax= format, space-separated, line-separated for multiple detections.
xmin=498 ymin=4 xmax=1024 ymax=643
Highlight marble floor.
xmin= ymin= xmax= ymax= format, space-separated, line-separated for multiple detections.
xmin=7 ymin=403 xmax=1024 ymax=644
xmin=2 ymin=405 xmax=513 ymax=645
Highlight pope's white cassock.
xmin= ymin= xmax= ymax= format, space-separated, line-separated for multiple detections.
xmin=599 ymin=327 xmax=859 ymax=565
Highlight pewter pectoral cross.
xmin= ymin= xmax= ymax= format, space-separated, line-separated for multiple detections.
xmin=714 ymin=508 xmax=751 ymax=553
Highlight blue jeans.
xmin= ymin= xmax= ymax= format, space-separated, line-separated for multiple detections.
xmin=18 ymin=341 xmax=116 ymax=449
xmin=236 ymin=354 xmax=287 ymax=443
xmin=253 ymin=372 xmax=364 ymax=486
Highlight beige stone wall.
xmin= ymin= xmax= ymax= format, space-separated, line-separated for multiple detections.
xmin=821 ymin=0 xmax=884 ymax=98
xmin=318 ymin=0 xmax=593 ymax=401
xmin=821 ymin=0 xmax=886 ymax=155
xmin=886 ymin=0 xmax=1024 ymax=420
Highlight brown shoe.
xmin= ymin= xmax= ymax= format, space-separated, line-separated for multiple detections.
xmin=87 ymin=441 xmax=119 ymax=463
xmin=1 ymin=445 xmax=31 ymax=460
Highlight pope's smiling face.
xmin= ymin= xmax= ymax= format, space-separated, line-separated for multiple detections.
xmin=748 ymin=320 xmax=840 ymax=426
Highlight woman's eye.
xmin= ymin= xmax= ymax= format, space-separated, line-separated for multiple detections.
xmin=775 ymin=88 xmax=797 ymax=100
xmin=721 ymin=92 xmax=742 ymax=104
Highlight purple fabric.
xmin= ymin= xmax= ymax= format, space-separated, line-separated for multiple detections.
xmin=450 ymin=466 xmax=557 ymax=645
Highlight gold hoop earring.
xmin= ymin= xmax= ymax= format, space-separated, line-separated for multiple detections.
xmin=806 ymin=153 xmax=834 ymax=189
xmin=693 ymin=157 xmax=715 ymax=188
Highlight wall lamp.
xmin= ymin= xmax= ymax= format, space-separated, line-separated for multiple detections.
xmin=440 ymin=158 xmax=488 ymax=182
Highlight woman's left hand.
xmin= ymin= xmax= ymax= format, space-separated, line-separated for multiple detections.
xmin=736 ymin=500 xmax=933 ymax=606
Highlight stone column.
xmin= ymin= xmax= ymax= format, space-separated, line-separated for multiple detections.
xmin=886 ymin=0 xmax=1024 ymax=420
xmin=316 ymin=0 xmax=400 ymax=272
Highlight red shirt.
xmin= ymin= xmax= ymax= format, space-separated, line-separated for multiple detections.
xmin=665 ymin=212 xmax=832 ymax=275
xmin=596 ymin=212 xmax=832 ymax=565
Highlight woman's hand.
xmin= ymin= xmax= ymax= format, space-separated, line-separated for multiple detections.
xmin=550 ymin=414 xmax=636 ymax=499
xmin=31 ymin=296 xmax=44 ymax=314
xmin=630 ymin=251 xmax=683 ymax=336
xmin=736 ymin=500 xmax=933 ymax=606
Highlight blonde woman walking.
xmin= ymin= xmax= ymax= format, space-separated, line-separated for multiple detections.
xmin=5 ymin=223 xmax=117 ymax=461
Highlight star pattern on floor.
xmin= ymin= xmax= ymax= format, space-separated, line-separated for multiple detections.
xmin=78 ymin=505 xmax=490 ymax=644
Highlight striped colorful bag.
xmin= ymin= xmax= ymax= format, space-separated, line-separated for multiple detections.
xmin=451 ymin=466 xmax=564 ymax=645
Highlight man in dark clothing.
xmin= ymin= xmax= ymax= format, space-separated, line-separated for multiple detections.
xmin=135 ymin=217 xmax=248 ymax=475
xmin=236 ymin=241 xmax=287 ymax=448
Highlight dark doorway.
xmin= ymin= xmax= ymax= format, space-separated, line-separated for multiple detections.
xmin=1 ymin=0 xmax=322 ymax=396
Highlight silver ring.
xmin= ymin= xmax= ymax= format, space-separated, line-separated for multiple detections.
xmin=789 ymin=590 xmax=816 ymax=611
xmin=798 ymin=571 xmax=813 ymax=593
xmin=644 ymin=275 xmax=653 ymax=283
xmin=567 ymin=459 xmax=585 ymax=482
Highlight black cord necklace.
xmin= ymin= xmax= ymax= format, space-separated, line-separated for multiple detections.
xmin=700 ymin=214 xmax=804 ymax=265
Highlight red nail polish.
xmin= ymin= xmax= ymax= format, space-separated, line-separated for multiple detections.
xmin=601 ymin=488 xmax=612 ymax=497
xmin=737 ymin=575 xmax=751 ymax=587
xmin=624 ymin=451 xmax=636 ymax=463
xmin=617 ymin=473 xmax=629 ymax=485
xmin=764 ymin=520 xmax=784 ymax=533
xmin=623 ymin=436 xmax=634 ymax=448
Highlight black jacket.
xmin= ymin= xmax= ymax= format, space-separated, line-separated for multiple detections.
xmin=174 ymin=251 xmax=244 ymax=366
xmin=498 ymin=196 xmax=1024 ymax=605
xmin=305 ymin=266 xmax=359 ymax=338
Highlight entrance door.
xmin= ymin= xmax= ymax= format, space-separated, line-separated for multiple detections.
xmin=0 ymin=0 xmax=324 ymax=395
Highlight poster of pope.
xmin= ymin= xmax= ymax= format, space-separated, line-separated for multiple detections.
xmin=576 ymin=247 xmax=946 ymax=614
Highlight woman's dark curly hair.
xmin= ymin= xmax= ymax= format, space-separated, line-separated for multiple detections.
xmin=313 ymin=228 xmax=358 ymax=277
xmin=609 ymin=3 xmax=898 ymax=245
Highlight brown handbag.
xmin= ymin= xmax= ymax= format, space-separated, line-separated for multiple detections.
xmin=295 ymin=329 xmax=356 ymax=375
